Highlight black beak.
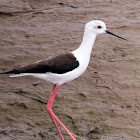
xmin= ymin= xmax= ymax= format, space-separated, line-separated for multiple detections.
xmin=106 ymin=30 xmax=127 ymax=41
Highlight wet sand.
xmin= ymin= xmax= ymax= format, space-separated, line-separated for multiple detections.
xmin=0 ymin=0 xmax=140 ymax=139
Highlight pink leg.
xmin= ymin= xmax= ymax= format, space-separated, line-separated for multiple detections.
xmin=48 ymin=109 xmax=64 ymax=140
xmin=52 ymin=112 xmax=76 ymax=140
xmin=46 ymin=84 xmax=76 ymax=140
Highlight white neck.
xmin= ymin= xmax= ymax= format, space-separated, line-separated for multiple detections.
xmin=72 ymin=30 xmax=97 ymax=58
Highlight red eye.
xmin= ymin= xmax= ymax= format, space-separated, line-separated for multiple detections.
xmin=98 ymin=26 xmax=102 ymax=29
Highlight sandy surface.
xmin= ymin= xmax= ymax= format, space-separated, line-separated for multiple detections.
xmin=0 ymin=0 xmax=140 ymax=140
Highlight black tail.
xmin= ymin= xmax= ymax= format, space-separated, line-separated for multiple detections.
xmin=0 ymin=70 xmax=15 ymax=74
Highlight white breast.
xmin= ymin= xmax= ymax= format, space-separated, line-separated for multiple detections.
xmin=29 ymin=51 xmax=90 ymax=85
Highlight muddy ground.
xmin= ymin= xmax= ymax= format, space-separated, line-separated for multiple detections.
xmin=0 ymin=0 xmax=140 ymax=140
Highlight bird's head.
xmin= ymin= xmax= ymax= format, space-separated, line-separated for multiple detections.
xmin=85 ymin=20 xmax=107 ymax=35
xmin=85 ymin=20 xmax=127 ymax=40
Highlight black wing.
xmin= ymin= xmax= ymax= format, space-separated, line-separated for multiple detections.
xmin=0 ymin=53 xmax=79 ymax=74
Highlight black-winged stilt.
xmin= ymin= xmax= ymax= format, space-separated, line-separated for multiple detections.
xmin=0 ymin=20 xmax=127 ymax=140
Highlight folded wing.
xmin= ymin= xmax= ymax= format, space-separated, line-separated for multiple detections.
xmin=0 ymin=53 xmax=79 ymax=74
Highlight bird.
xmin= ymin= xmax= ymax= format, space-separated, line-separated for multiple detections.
xmin=0 ymin=20 xmax=127 ymax=140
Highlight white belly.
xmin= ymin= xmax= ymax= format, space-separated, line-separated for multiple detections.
xmin=10 ymin=57 xmax=89 ymax=85
xmin=33 ymin=62 xmax=88 ymax=85
xmin=33 ymin=52 xmax=90 ymax=85
xmin=10 ymin=51 xmax=91 ymax=85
